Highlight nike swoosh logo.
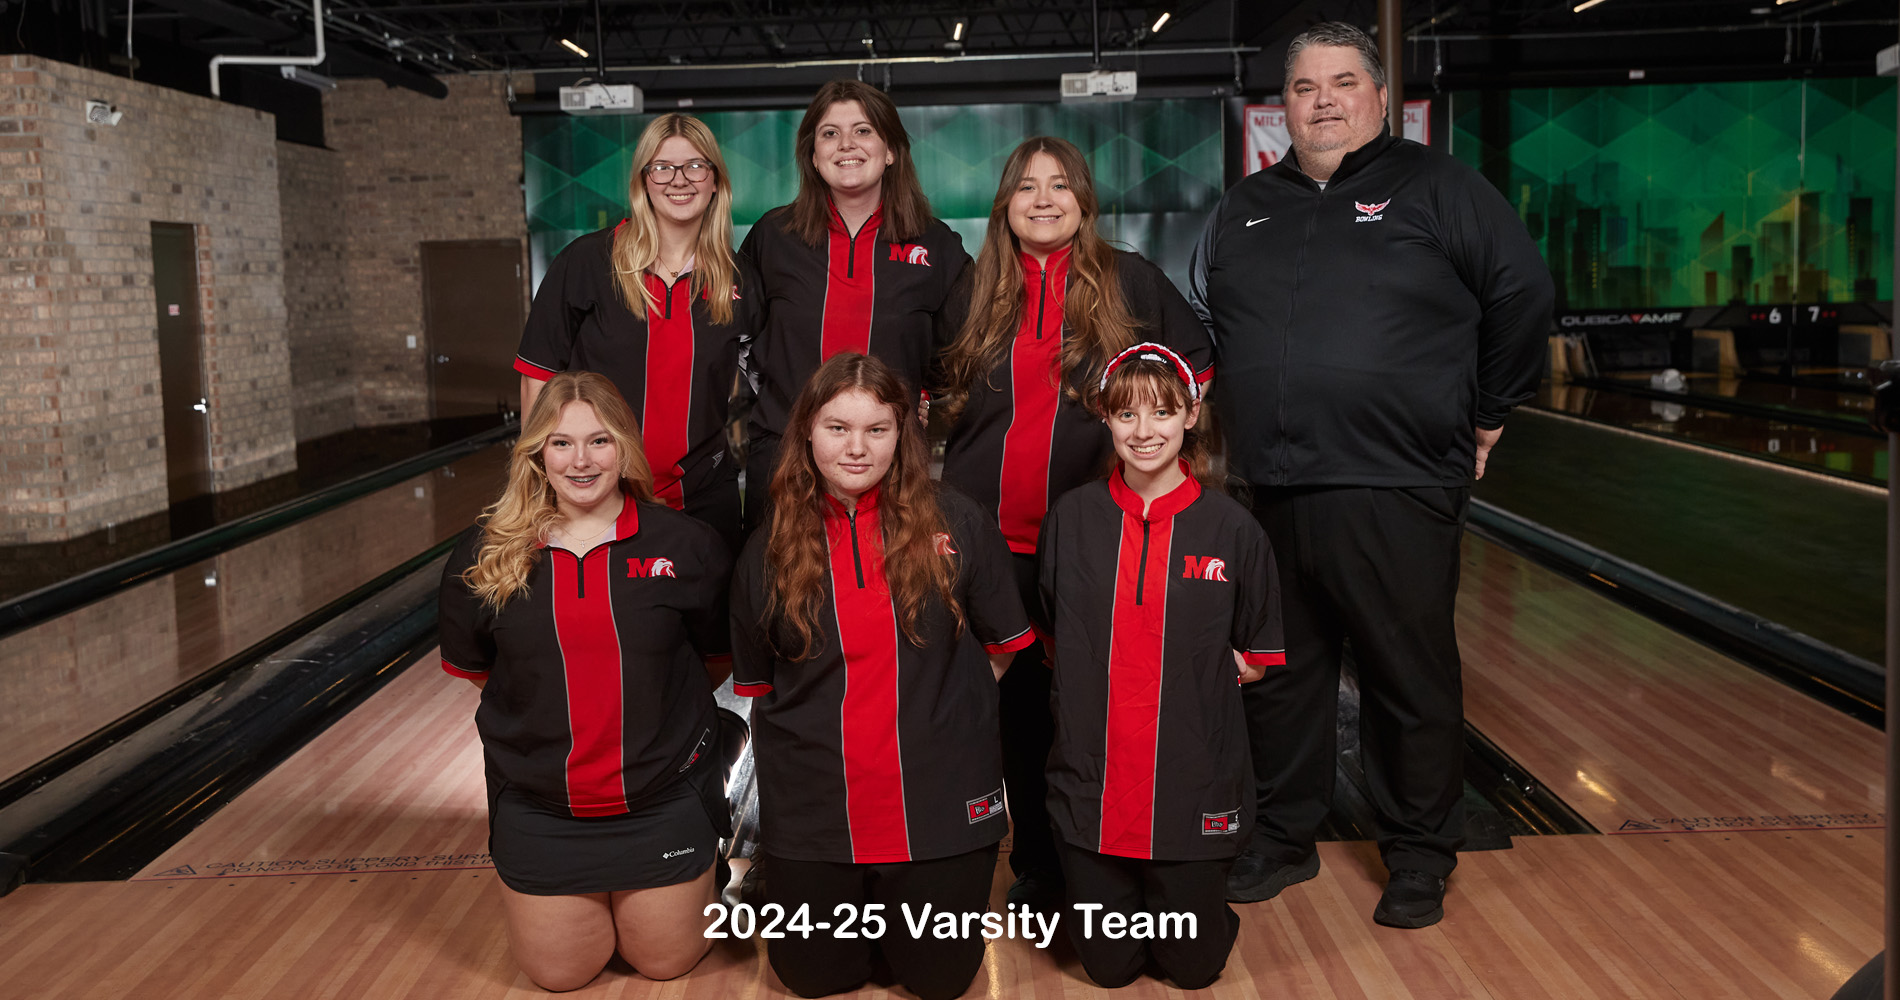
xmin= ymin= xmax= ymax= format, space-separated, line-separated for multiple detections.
xmin=1247 ymin=217 xmax=1270 ymax=226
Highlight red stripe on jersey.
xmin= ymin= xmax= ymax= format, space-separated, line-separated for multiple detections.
xmin=1099 ymin=508 xmax=1172 ymax=859
xmin=826 ymin=493 xmax=910 ymax=862
xmin=514 ymin=356 xmax=559 ymax=381
xmin=552 ymin=549 xmax=629 ymax=817
xmin=996 ymin=247 xmax=1071 ymax=554
xmin=733 ymin=681 xmax=774 ymax=697
xmin=1242 ymin=650 xmax=1286 ymax=667
xmin=818 ymin=203 xmax=881 ymax=361
xmin=440 ymin=658 xmax=486 ymax=680
xmin=642 ymin=273 xmax=696 ymax=510
xmin=984 ymin=627 xmax=1036 ymax=655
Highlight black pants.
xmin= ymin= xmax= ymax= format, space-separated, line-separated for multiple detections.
xmin=998 ymin=553 xmax=1058 ymax=877
xmin=763 ymin=844 xmax=999 ymax=1000
xmin=1244 ymin=485 xmax=1468 ymax=878
xmin=1054 ymin=841 xmax=1238 ymax=990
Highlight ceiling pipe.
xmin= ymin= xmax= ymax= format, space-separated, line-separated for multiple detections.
xmin=465 ymin=43 xmax=1260 ymax=75
xmin=209 ymin=0 xmax=326 ymax=99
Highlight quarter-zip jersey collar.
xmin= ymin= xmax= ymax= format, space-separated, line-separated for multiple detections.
xmin=1282 ymin=129 xmax=1398 ymax=189
xmin=827 ymin=199 xmax=884 ymax=239
xmin=1018 ymin=243 xmax=1074 ymax=281
xmin=1108 ymin=460 xmax=1200 ymax=521
xmin=537 ymin=491 xmax=641 ymax=552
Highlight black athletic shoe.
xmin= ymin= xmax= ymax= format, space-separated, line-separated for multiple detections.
xmin=1225 ymin=850 xmax=1319 ymax=903
xmin=1373 ymin=870 xmax=1446 ymax=928
xmin=1006 ymin=869 xmax=1064 ymax=914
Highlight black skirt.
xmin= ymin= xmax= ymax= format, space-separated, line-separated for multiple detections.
xmin=487 ymin=769 xmax=723 ymax=896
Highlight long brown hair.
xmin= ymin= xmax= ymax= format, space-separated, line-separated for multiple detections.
xmin=765 ymin=353 xmax=960 ymax=659
xmin=462 ymin=372 xmax=655 ymax=608
xmin=611 ymin=113 xmax=739 ymax=325
xmin=1100 ymin=358 xmax=1221 ymax=492
xmin=940 ymin=136 xmax=1138 ymax=419
xmin=786 ymin=80 xmax=933 ymax=246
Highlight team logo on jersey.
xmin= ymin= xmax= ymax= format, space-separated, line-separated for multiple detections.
xmin=966 ymin=788 xmax=1005 ymax=824
xmin=628 ymin=556 xmax=676 ymax=578
xmin=1354 ymin=198 xmax=1391 ymax=223
xmin=1182 ymin=555 xmax=1228 ymax=582
xmin=933 ymin=532 xmax=959 ymax=555
xmin=1202 ymin=809 xmax=1241 ymax=835
xmin=889 ymin=243 xmax=932 ymax=266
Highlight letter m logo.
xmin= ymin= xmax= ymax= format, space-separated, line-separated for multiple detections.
xmin=1183 ymin=555 xmax=1228 ymax=582
xmin=627 ymin=557 xmax=677 ymax=578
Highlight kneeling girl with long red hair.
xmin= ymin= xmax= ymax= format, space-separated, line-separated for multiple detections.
xmin=729 ymin=352 xmax=1034 ymax=1000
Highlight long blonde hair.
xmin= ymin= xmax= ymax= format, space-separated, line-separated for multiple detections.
xmin=611 ymin=113 xmax=739 ymax=325
xmin=940 ymin=136 xmax=1138 ymax=418
xmin=462 ymin=372 xmax=655 ymax=608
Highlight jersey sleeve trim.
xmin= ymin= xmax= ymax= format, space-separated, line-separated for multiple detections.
xmin=1241 ymin=649 xmax=1287 ymax=667
xmin=732 ymin=681 xmax=773 ymax=697
xmin=514 ymin=356 xmax=560 ymax=381
xmin=983 ymin=626 xmax=1036 ymax=655
xmin=441 ymin=658 xmax=488 ymax=679
xmin=1193 ymin=363 xmax=1216 ymax=384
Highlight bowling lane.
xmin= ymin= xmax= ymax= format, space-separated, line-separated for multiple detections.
xmin=1475 ymin=407 xmax=1884 ymax=665
xmin=1532 ymin=382 xmax=1886 ymax=484
xmin=0 ymin=443 xmax=509 ymax=785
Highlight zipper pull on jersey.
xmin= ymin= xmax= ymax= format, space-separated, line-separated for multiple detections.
xmin=1134 ymin=516 xmax=1153 ymax=605
xmin=846 ymin=508 xmax=867 ymax=589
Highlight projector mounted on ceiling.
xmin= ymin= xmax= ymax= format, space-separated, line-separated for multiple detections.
xmin=1060 ymin=70 xmax=1138 ymax=103
xmin=560 ymin=82 xmax=644 ymax=115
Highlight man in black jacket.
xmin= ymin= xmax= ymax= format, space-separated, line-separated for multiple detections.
xmin=1189 ymin=22 xmax=1553 ymax=929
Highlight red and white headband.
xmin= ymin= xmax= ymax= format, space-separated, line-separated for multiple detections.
xmin=1099 ymin=342 xmax=1202 ymax=402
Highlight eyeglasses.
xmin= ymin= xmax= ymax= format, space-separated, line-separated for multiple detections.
xmin=644 ymin=161 xmax=713 ymax=184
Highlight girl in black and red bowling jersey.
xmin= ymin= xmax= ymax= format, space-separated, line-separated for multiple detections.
xmin=739 ymin=80 xmax=970 ymax=529
xmin=1037 ymin=344 xmax=1284 ymax=990
xmin=935 ymin=136 xmax=1214 ymax=912
xmin=729 ymin=353 xmax=1033 ymax=1000
xmin=439 ymin=372 xmax=734 ymax=991
xmin=515 ymin=113 xmax=758 ymax=552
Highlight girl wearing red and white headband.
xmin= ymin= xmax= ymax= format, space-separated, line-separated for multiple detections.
xmin=1034 ymin=343 xmax=1283 ymax=990
xmin=933 ymin=137 xmax=1214 ymax=914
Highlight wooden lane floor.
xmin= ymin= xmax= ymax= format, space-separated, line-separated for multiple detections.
xmin=0 ymin=536 xmax=1881 ymax=998
xmin=1457 ymin=534 xmax=1884 ymax=834
xmin=0 ymin=443 xmax=509 ymax=785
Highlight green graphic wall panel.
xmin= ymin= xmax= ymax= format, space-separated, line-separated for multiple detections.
xmin=1452 ymin=78 xmax=1896 ymax=309
xmin=522 ymin=100 xmax=1222 ymax=291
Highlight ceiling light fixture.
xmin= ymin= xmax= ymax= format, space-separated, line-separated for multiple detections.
xmin=561 ymin=38 xmax=589 ymax=58
xmin=953 ymin=20 xmax=965 ymax=41
xmin=1151 ymin=12 xmax=1171 ymax=33
xmin=1573 ymin=0 xmax=1608 ymax=10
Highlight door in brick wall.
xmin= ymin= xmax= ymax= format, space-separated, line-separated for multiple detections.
xmin=151 ymin=222 xmax=211 ymax=505
xmin=421 ymin=240 xmax=526 ymax=419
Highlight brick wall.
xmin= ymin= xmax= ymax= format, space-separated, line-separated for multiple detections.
xmin=277 ymin=141 xmax=353 ymax=441
xmin=0 ymin=55 xmax=295 ymax=543
xmin=324 ymin=75 xmax=528 ymax=427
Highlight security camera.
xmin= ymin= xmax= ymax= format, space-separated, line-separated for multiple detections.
xmin=84 ymin=99 xmax=124 ymax=126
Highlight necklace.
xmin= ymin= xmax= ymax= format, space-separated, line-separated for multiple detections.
xmin=556 ymin=516 xmax=614 ymax=552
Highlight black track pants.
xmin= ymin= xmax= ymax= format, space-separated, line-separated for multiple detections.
xmin=1054 ymin=841 xmax=1238 ymax=989
xmin=998 ymin=552 xmax=1058 ymax=877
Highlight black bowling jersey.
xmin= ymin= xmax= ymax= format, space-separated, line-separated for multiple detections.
xmin=739 ymin=204 xmax=970 ymax=442
xmin=730 ymin=485 xmax=1034 ymax=864
xmin=515 ymin=225 xmax=759 ymax=514
xmin=1038 ymin=467 xmax=1285 ymax=861
xmin=939 ymin=247 xmax=1214 ymax=554
xmin=439 ymin=497 xmax=732 ymax=817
